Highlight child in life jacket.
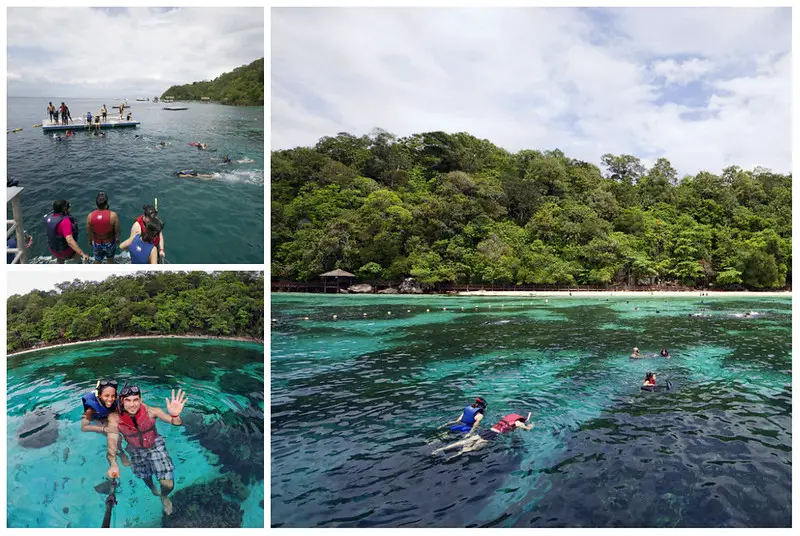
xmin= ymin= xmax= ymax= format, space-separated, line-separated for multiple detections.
xmin=433 ymin=411 xmax=534 ymax=457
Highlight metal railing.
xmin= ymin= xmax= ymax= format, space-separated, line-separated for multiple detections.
xmin=7 ymin=186 xmax=27 ymax=264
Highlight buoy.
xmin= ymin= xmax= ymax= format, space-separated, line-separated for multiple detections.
xmin=387 ymin=311 xmax=391 ymax=315
xmin=407 ymin=310 xmax=410 ymax=313
xmin=303 ymin=316 xmax=309 ymax=321
xmin=461 ymin=307 xmax=464 ymax=311
xmin=426 ymin=308 xmax=430 ymax=312
xmin=332 ymin=314 xmax=337 ymax=320
xmin=442 ymin=307 xmax=446 ymax=311
xmin=488 ymin=305 xmax=491 ymax=309
xmin=545 ymin=299 xmax=548 ymax=303
xmin=363 ymin=313 xmax=367 ymax=316
xmin=271 ymin=318 xmax=276 ymax=323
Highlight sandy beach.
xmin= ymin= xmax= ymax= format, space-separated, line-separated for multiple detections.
xmin=456 ymin=290 xmax=791 ymax=298
xmin=7 ymin=334 xmax=264 ymax=357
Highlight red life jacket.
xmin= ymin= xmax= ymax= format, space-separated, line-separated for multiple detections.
xmin=135 ymin=215 xmax=160 ymax=247
xmin=117 ymin=404 xmax=159 ymax=449
xmin=89 ymin=209 xmax=114 ymax=243
xmin=493 ymin=413 xmax=525 ymax=434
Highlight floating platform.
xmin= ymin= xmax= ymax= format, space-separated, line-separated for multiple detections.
xmin=41 ymin=118 xmax=140 ymax=132
xmin=163 ymin=107 xmax=188 ymax=111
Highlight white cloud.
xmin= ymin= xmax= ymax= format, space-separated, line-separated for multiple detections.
xmin=271 ymin=7 xmax=790 ymax=177
xmin=650 ymin=58 xmax=714 ymax=86
xmin=7 ymin=7 xmax=264 ymax=98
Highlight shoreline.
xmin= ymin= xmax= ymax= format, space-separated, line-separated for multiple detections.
xmin=455 ymin=290 xmax=791 ymax=298
xmin=272 ymin=289 xmax=791 ymax=299
xmin=7 ymin=334 xmax=264 ymax=357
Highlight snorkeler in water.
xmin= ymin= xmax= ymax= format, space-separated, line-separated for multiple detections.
xmin=441 ymin=397 xmax=486 ymax=434
xmin=433 ymin=412 xmax=533 ymax=457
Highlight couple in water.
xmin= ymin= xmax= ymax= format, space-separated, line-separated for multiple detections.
xmin=434 ymin=397 xmax=534 ymax=457
xmin=81 ymin=379 xmax=188 ymax=515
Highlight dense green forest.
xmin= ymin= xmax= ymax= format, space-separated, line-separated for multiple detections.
xmin=162 ymin=58 xmax=264 ymax=106
xmin=272 ymin=130 xmax=791 ymax=290
xmin=7 ymin=272 xmax=264 ymax=353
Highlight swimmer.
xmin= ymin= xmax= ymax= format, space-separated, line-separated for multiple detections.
xmin=660 ymin=348 xmax=670 ymax=359
xmin=433 ymin=412 xmax=533 ymax=457
xmin=631 ymin=347 xmax=642 ymax=359
xmin=441 ymin=397 xmax=486 ymax=435
xmin=222 ymin=155 xmax=232 ymax=164
xmin=175 ymin=170 xmax=214 ymax=180
xmin=642 ymin=372 xmax=656 ymax=388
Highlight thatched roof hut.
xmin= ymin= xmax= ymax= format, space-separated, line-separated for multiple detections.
xmin=320 ymin=269 xmax=356 ymax=293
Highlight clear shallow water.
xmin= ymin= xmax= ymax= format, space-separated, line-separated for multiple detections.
xmin=7 ymin=97 xmax=264 ymax=263
xmin=7 ymin=338 xmax=264 ymax=528
xmin=270 ymin=294 xmax=791 ymax=528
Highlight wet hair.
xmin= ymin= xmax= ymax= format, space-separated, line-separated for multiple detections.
xmin=660 ymin=348 xmax=669 ymax=356
xmin=53 ymin=199 xmax=70 ymax=214
xmin=142 ymin=204 xmax=158 ymax=219
xmin=141 ymin=218 xmax=163 ymax=243
xmin=473 ymin=397 xmax=487 ymax=410
xmin=96 ymin=191 xmax=109 ymax=209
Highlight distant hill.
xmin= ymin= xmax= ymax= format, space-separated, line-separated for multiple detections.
xmin=162 ymin=58 xmax=264 ymax=106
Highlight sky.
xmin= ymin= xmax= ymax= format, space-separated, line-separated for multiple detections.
xmin=7 ymin=7 xmax=264 ymax=100
xmin=271 ymin=7 xmax=791 ymax=177
xmin=5 ymin=269 xmax=217 ymax=297
xmin=6 ymin=269 xmax=120 ymax=297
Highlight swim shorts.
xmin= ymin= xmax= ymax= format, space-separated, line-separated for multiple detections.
xmin=92 ymin=241 xmax=116 ymax=261
xmin=477 ymin=429 xmax=500 ymax=441
xmin=127 ymin=435 xmax=174 ymax=481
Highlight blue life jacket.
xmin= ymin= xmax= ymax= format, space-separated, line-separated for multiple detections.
xmin=461 ymin=405 xmax=483 ymax=425
xmin=129 ymin=234 xmax=154 ymax=264
xmin=43 ymin=213 xmax=78 ymax=253
xmin=81 ymin=392 xmax=117 ymax=420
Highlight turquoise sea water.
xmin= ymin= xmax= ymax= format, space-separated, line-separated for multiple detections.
xmin=271 ymin=294 xmax=791 ymax=528
xmin=6 ymin=97 xmax=264 ymax=263
xmin=7 ymin=338 xmax=264 ymax=528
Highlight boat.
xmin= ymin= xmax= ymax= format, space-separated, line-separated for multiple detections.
xmin=136 ymin=98 xmax=148 ymax=102
xmin=162 ymin=106 xmax=188 ymax=111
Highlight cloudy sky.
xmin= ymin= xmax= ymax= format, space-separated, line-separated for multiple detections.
xmin=8 ymin=7 xmax=264 ymax=100
xmin=272 ymin=7 xmax=791 ymax=177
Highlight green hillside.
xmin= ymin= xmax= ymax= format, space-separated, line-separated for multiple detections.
xmin=162 ymin=58 xmax=264 ymax=106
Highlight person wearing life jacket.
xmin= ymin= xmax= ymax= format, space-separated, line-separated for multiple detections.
xmin=434 ymin=411 xmax=534 ymax=456
xmin=112 ymin=384 xmax=187 ymax=516
xmin=80 ymin=379 xmax=131 ymax=477
xmin=120 ymin=218 xmax=162 ymax=264
xmin=124 ymin=204 xmax=165 ymax=260
xmin=44 ymin=199 xmax=89 ymax=263
xmin=641 ymin=372 xmax=657 ymax=391
xmin=85 ymin=191 xmax=120 ymax=264
xmin=442 ymin=397 xmax=487 ymax=434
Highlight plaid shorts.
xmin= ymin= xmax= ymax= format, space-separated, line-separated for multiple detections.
xmin=126 ymin=435 xmax=174 ymax=481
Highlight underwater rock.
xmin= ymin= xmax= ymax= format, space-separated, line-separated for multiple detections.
xmin=162 ymin=474 xmax=247 ymax=528
xmin=181 ymin=411 xmax=264 ymax=483
xmin=17 ymin=408 xmax=59 ymax=448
